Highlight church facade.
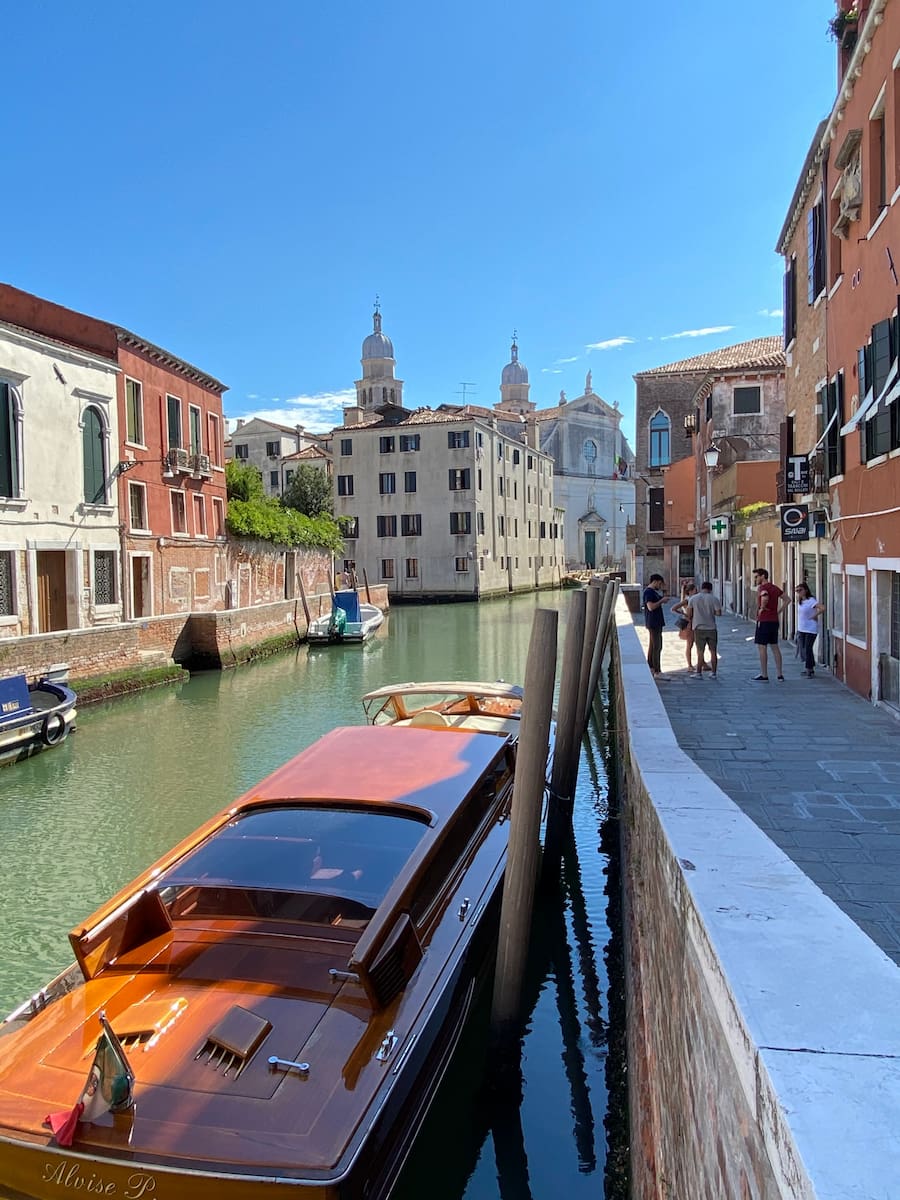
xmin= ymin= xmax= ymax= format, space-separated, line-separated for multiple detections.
xmin=494 ymin=346 xmax=635 ymax=570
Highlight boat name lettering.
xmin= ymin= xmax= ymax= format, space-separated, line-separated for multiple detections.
xmin=41 ymin=1163 xmax=158 ymax=1197
xmin=1 ymin=700 xmax=20 ymax=713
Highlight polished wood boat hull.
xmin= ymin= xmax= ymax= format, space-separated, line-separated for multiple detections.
xmin=0 ymin=724 xmax=515 ymax=1200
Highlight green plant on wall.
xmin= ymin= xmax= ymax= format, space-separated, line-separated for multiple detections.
xmin=225 ymin=460 xmax=344 ymax=552
xmin=733 ymin=501 xmax=774 ymax=533
xmin=828 ymin=6 xmax=859 ymax=40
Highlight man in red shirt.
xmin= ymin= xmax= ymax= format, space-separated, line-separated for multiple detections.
xmin=752 ymin=568 xmax=785 ymax=680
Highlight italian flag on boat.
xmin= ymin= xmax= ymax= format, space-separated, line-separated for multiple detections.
xmin=45 ymin=1012 xmax=134 ymax=1146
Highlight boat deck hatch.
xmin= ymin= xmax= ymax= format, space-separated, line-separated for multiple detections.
xmin=196 ymin=1005 xmax=271 ymax=1079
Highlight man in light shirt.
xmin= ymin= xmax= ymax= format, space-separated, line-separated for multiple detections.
xmin=687 ymin=582 xmax=722 ymax=678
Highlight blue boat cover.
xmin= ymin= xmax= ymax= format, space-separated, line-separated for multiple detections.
xmin=0 ymin=674 xmax=34 ymax=723
xmin=333 ymin=590 xmax=361 ymax=623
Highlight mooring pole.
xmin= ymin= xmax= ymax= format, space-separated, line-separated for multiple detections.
xmin=490 ymin=607 xmax=557 ymax=1050
xmin=296 ymin=573 xmax=312 ymax=630
xmin=576 ymin=581 xmax=602 ymax=730
xmin=547 ymin=588 xmax=586 ymax=828
xmin=582 ymin=580 xmax=618 ymax=734
xmin=362 ymin=568 xmax=372 ymax=604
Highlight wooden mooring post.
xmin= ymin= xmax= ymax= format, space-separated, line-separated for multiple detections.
xmin=362 ymin=568 xmax=372 ymax=605
xmin=490 ymin=607 xmax=557 ymax=1048
xmin=296 ymin=574 xmax=312 ymax=630
xmin=582 ymin=579 xmax=619 ymax=734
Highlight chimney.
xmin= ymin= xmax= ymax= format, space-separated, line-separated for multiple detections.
xmin=236 ymin=418 xmax=244 ymax=428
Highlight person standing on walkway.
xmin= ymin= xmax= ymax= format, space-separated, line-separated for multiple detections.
xmin=752 ymin=568 xmax=785 ymax=680
xmin=672 ymin=582 xmax=698 ymax=673
xmin=642 ymin=573 xmax=668 ymax=678
xmin=792 ymin=582 xmax=825 ymax=677
xmin=688 ymin=581 xmax=722 ymax=677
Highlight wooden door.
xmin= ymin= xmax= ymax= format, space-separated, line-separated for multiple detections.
xmin=36 ymin=551 xmax=68 ymax=632
xmin=131 ymin=556 xmax=151 ymax=618
xmin=584 ymin=531 xmax=596 ymax=569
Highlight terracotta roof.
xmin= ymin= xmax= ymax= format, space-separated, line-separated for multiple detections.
xmin=283 ymin=444 xmax=331 ymax=462
xmin=634 ymin=337 xmax=785 ymax=378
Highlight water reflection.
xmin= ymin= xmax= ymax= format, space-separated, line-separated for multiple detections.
xmin=0 ymin=592 xmax=614 ymax=1200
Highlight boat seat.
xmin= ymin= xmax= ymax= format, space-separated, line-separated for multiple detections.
xmin=408 ymin=709 xmax=451 ymax=728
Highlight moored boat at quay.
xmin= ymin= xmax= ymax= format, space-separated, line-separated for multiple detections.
xmin=0 ymin=719 xmax=521 ymax=1200
xmin=0 ymin=666 xmax=76 ymax=767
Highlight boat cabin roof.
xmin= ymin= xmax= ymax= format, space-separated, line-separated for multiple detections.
xmin=362 ymin=680 xmax=523 ymax=703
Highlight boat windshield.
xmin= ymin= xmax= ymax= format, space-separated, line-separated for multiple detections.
xmin=157 ymin=806 xmax=426 ymax=923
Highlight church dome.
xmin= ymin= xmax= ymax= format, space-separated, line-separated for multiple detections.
xmin=501 ymin=338 xmax=528 ymax=385
xmin=362 ymin=307 xmax=394 ymax=360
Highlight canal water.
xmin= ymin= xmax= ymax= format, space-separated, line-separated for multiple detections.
xmin=0 ymin=591 xmax=619 ymax=1199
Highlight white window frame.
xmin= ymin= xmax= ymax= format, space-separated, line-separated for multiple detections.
xmin=170 ymin=488 xmax=188 ymax=536
xmin=212 ymin=497 xmax=226 ymax=539
xmin=845 ymin=564 xmax=867 ymax=648
xmin=92 ymin=548 xmax=119 ymax=609
xmin=124 ymin=377 xmax=146 ymax=448
xmin=193 ymin=493 xmax=207 ymax=538
xmin=128 ymin=480 xmax=150 ymax=534
xmin=189 ymin=404 xmax=203 ymax=456
xmin=0 ymin=544 xmax=19 ymax=625
xmin=830 ymin=563 xmax=844 ymax=638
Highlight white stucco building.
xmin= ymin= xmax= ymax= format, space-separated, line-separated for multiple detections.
xmin=333 ymin=310 xmax=564 ymax=599
xmin=0 ymin=321 xmax=123 ymax=635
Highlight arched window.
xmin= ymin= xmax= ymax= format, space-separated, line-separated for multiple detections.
xmin=0 ymin=381 xmax=21 ymax=499
xmin=390 ymin=388 xmax=395 ymax=402
xmin=649 ymin=410 xmax=670 ymax=467
xmin=82 ymin=406 xmax=107 ymax=504
xmin=583 ymin=438 xmax=598 ymax=473
xmin=383 ymin=387 xmax=387 ymax=403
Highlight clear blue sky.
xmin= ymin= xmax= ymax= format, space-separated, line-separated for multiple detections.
xmin=3 ymin=1 xmax=837 ymax=443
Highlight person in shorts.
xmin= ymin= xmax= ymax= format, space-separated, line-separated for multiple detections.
xmin=687 ymin=582 xmax=722 ymax=677
xmin=752 ymin=568 xmax=785 ymax=680
xmin=642 ymin=573 xmax=668 ymax=677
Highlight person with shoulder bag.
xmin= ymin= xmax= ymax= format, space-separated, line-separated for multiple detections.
xmin=671 ymin=582 xmax=697 ymax=673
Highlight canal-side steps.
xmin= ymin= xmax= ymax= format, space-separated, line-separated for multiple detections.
xmin=614 ymin=599 xmax=900 ymax=1199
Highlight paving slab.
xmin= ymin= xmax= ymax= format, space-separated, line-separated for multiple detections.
xmin=635 ymin=609 xmax=900 ymax=966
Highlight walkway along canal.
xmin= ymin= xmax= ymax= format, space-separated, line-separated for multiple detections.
xmin=0 ymin=592 xmax=622 ymax=1200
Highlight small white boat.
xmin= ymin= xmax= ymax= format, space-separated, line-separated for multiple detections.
xmin=0 ymin=665 xmax=77 ymax=766
xmin=307 ymin=589 xmax=385 ymax=645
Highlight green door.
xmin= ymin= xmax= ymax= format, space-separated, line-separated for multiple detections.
xmin=584 ymin=531 xmax=596 ymax=568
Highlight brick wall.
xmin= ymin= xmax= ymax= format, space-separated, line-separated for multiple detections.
xmin=0 ymin=581 xmax=390 ymax=680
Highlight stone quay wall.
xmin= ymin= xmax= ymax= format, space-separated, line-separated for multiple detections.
xmin=612 ymin=600 xmax=900 ymax=1199
xmin=0 ymin=584 xmax=390 ymax=684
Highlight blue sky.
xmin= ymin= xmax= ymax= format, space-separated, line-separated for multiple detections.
xmin=4 ymin=1 xmax=837 ymax=443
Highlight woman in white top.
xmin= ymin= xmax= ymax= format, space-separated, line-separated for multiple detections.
xmin=793 ymin=582 xmax=825 ymax=676
xmin=672 ymin=582 xmax=698 ymax=673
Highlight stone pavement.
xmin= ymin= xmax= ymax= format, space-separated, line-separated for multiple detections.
xmin=635 ymin=609 xmax=900 ymax=965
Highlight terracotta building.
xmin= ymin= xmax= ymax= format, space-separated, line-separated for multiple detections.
xmin=0 ymin=283 xmax=228 ymax=621
xmin=779 ymin=0 xmax=900 ymax=707
xmin=632 ymin=339 xmax=785 ymax=588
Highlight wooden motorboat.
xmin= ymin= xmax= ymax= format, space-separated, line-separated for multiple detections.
xmin=0 ymin=721 xmax=518 ymax=1200
xmin=362 ymin=679 xmax=525 ymax=738
xmin=0 ymin=666 xmax=76 ymax=766
xmin=307 ymin=590 xmax=385 ymax=645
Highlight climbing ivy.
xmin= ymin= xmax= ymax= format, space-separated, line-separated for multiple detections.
xmin=224 ymin=461 xmax=344 ymax=552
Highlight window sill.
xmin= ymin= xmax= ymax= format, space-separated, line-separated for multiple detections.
xmin=846 ymin=634 xmax=868 ymax=650
xmin=828 ymin=274 xmax=844 ymax=299
xmin=812 ymin=289 xmax=827 ymax=310
xmin=827 ymin=474 xmax=845 ymax=484
xmin=0 ymin=615 xmax=19 ymax=627
xmin=865 ymin=454 xmax=889 ymax=468
xmin=124 ymin=441 xmax=148 ymax=452
xmin=0 ymin=498 xmax=27 ymax=512
xmin=80 ymin=504 xmax=115 ymax=516
xmin=93 ymin=604 xmax=121 ymax=615
xmin=892 ymin=183 xmax=900 ymax=207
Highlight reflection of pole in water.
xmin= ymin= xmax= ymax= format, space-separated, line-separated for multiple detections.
xmin=561 ymin=826 xmax=608 ymax=1052
xmin=491 ymin=1062 xmax=534 ymax=1200
xmin=547 ymin=870 xmax=597 ymax=1173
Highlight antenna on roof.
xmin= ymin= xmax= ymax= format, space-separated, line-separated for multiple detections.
xmin=457 ymin=383 xmax=476 ymax=404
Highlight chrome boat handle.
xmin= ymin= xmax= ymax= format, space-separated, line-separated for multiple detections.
xmin=268 ymin=1055 xmax=310 ymax=1075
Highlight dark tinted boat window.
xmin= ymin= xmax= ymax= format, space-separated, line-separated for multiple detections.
xmin=158 ymin=806 xmax=426 ymax=911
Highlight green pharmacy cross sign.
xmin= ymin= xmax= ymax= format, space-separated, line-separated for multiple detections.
xmin=710 ymin=516 xmax=730 ymax=540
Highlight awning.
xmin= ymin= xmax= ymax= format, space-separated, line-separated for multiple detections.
xmin=841 ymin=359 xmax=899 ymax=434
xmin=867 ymin=373 xmax=900 ymax=422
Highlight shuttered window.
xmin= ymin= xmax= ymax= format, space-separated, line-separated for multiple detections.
xmin=82 ymin=406 xmax=106 ymax=504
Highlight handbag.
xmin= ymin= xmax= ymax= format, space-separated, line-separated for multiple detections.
xmin=674 ymin=616 xmax=689 ymax=631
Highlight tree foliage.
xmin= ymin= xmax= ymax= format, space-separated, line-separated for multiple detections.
xmin=282 ymin=464 xmax=333 ymax=517
xmin=225 ymin=460 xmax=343 ymax=552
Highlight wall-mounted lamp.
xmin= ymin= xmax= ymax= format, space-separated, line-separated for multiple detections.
xmin=703 ymin=445 xmax=721 ymax=469
xmin=683 ymin=412 xmax=697 ymax=435
xmin=116 ymin=460 xmax=140 ymax=475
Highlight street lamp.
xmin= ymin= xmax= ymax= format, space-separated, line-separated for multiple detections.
xmin=703 ymin=444 xmax=721 ymax=469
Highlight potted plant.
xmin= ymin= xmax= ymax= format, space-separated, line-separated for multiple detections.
xmin=828 ymin=6 xmax=860 ymax=47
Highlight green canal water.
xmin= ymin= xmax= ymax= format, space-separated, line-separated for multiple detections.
xmin=0 ymin=591 xmax=619 ymax=1199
